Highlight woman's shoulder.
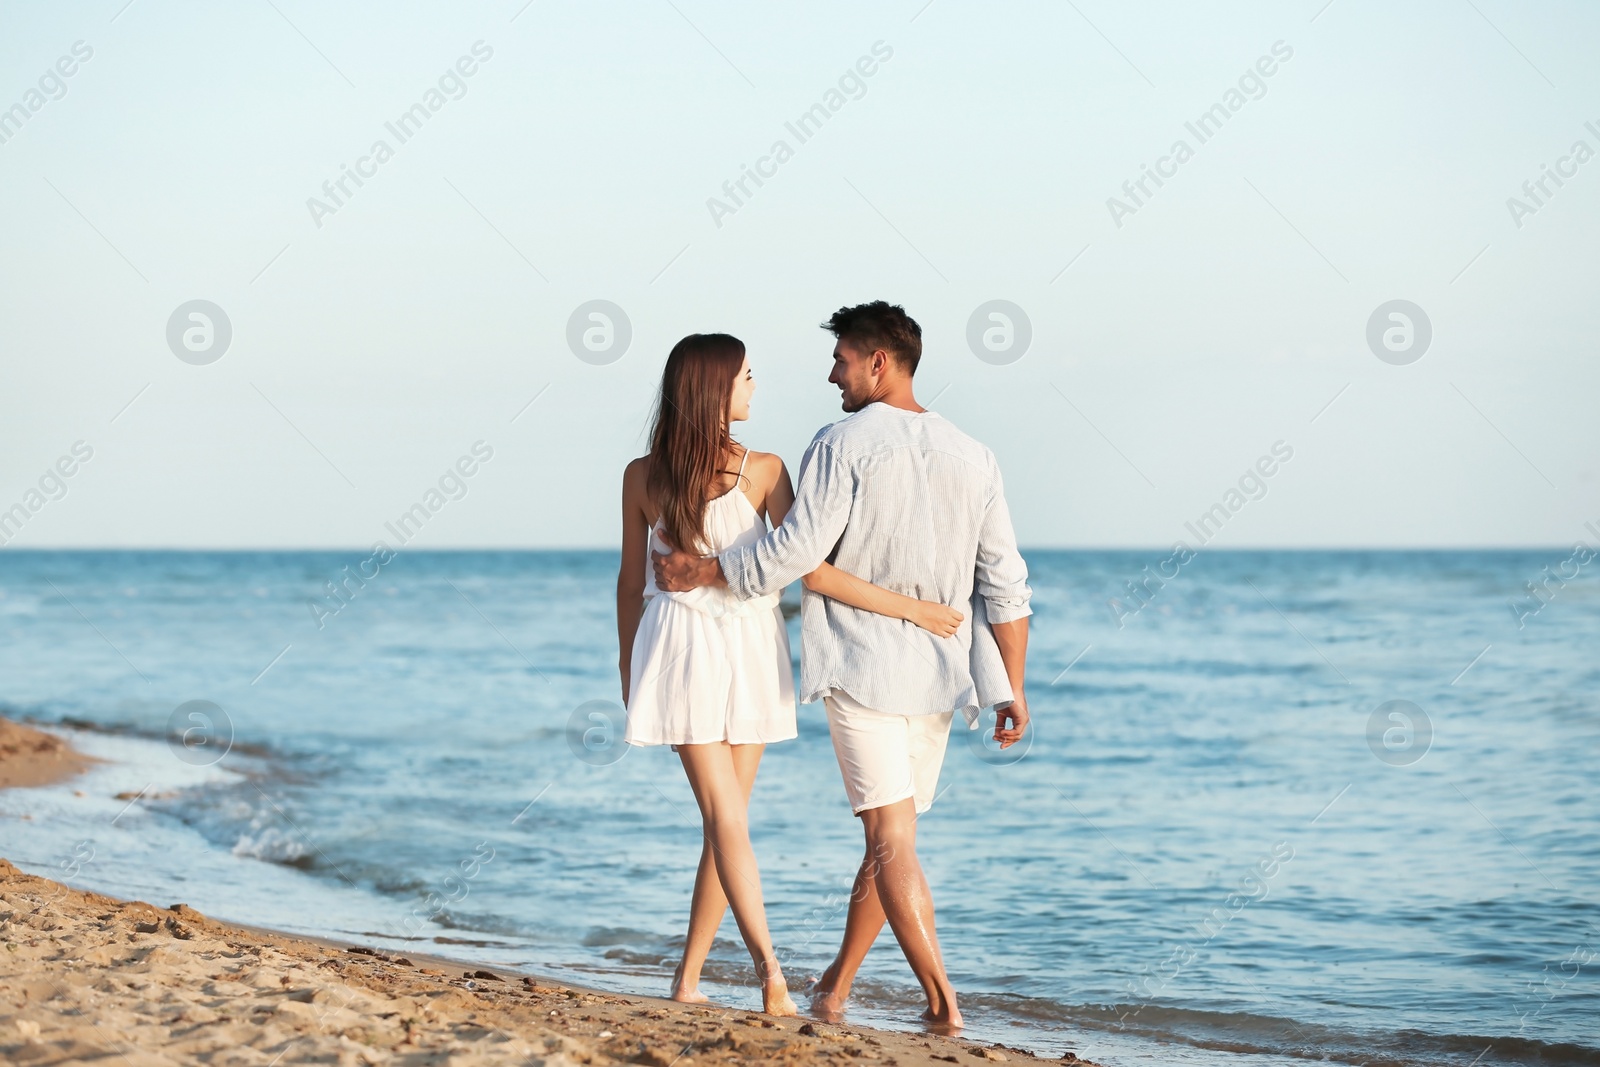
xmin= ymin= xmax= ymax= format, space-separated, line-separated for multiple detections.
xmin=741 ymin=448 xmax=786 ymax=484
xmin=740 ymin=450 xmax=790 ymax=508
xmin=622 ymin=455 xmax=652 ymax=498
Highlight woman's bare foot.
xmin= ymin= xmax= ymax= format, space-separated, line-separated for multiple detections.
xmin=758 ymin=959 xmax=798 ymax=1016
xmin=763 ymin=980 xmax=798 ymax=1016
xmin=670 ymin=961 xmax=710 ymax=1004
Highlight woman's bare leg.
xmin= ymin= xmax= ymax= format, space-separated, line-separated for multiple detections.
xmin=677 ymin=742 xmax=796 ymax=1015
xmin=671 ymin=841 xmax=718 ymax=1002
xmin=672 ymin=743 xmax=762 ymax=1002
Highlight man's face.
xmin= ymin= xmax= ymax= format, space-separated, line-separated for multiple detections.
xmin=827 ymin=340 xmax=876 ymax=412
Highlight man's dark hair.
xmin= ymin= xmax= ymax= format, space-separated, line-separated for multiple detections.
xmin=821 ymin=301 xmax=922 ymax=375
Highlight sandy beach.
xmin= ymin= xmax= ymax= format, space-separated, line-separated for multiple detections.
xmin=0 ymin=718 xmax=1094 ymax=1066
xmin=0 ymin=718 xmax=101 ymax=792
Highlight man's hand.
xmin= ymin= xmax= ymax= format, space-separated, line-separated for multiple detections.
xmin=651 ymin=544 xmax=726 ymax=592
xmin=993 ymin=693 xmax=1029 ymax=748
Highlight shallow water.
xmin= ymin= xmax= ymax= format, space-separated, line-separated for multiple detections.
xmin=1 ymin=549 xmax=1596 ymax=1066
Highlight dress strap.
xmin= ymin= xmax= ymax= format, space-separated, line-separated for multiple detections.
xmin=735 ymin=446 xmax=750 ymax=483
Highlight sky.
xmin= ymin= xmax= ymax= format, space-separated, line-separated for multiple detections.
xmin=2 ymin=0 xmax=1597 ymax=549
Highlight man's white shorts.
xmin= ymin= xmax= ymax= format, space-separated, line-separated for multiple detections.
xmin=822 ymin=689 xmax=955 ymax=815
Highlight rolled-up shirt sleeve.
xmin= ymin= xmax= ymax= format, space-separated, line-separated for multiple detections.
xmin=719 ymin=435 xmax=853 ymax=599
xmin=975 ymin=455 xmax=1032 ymax=623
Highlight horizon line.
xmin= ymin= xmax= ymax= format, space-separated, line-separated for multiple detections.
xmin=0 ymin=543 xmax=1584 ymax=554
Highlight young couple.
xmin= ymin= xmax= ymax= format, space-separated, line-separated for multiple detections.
xmin=615 ymin=301 xmax=1033 ymax=1028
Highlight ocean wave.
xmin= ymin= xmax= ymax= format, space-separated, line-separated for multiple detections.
xmin=145 ymin=780 xmax=316 ymax=869
xmin=8 ymin=550 xmax=1597 ymax=1065
xmin=945 ymin=995 xmax=1600 ymax=1067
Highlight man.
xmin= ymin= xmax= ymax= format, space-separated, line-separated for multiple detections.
xmin=652 ymin=300 xmax=1032 ymax=1029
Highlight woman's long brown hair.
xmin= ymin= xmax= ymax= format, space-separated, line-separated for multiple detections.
xmin=646 ymin=333 xmax=745 ymax=555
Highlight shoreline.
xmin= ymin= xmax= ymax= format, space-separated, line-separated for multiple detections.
xmin=0 ymin=717 xmax=100 ymax=791
xmin=0 ymin=857 xmax=1092 ymax=1065
xmin=0 ymin=718 xmax=1095 ymax=1064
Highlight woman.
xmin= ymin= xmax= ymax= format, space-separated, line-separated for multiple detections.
xmin=616 ymin=332 xmax=963 ymax=1015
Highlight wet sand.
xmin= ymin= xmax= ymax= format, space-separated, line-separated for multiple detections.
xmin=0 ymin=718 xmax=99 ymax=791
xmin=0 ymin=718 xmax=1098 ymax=1065
xmin=0 ymin=858 xmax=1099 ymax=1066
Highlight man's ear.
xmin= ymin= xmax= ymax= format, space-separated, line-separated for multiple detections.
xmin=871 ymin=348 xmax=892 ymax=376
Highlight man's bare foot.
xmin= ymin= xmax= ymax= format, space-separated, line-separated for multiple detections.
xmin=809 ymin=985 xmax=848 ymax=1020
xmin=919 ymin=1001 xmax=964 ymax=1034
xmin=808 ymin=963 xmax=850 ymax=1020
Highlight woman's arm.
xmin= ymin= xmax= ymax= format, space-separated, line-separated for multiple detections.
xmin=764 ymin=456 xmax=963 ymax=638
xmin=616 ymin=458 xmax=651 ymax=703
xmin=803 ymin=565 xmax=963 ymax=637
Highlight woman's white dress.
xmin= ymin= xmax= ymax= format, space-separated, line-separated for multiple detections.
xmin=624 ymin=457 xmax=797 ymax=747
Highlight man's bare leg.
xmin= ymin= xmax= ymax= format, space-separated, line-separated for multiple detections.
xmin=815 ymin=798 xmax=960 ymax=1028
xmin=810 ymin=843 xmax=889 ymax=1018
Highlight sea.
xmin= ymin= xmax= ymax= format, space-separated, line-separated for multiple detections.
xmin=0 ymin=549 xmax=1596 ymax=1066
